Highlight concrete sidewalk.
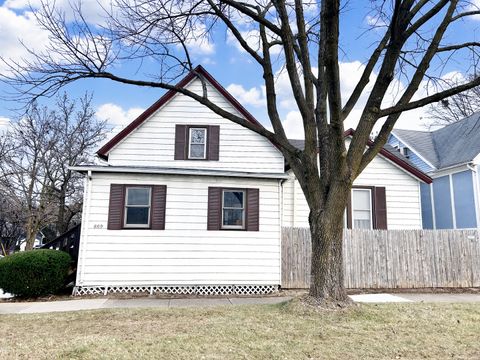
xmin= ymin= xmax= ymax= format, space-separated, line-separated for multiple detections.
xmin=0 ymin=296 xmax=292 ymax=314
xmin=1 ymin=293 xmax=480 ymax=314
xmin=350 ymin=293 xmax=480 ymax=303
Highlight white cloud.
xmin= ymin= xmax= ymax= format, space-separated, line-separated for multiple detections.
xmin=184 ymin=24 xmax=215 ymax=55
xmin=4 ymin=0 xmax=111 ymax=25
xmin=365 ymin=15 xmax=387 ymax=27
xmin=467 ymin=0 xmax=480 ymax=20
xmin=282 ymin=111 xmax=304 ymax=139
xmin=0 ymin=117 xmax=10 ymax=133
xmin=0 ymin=7 xmax=50 ymax=72
xmin=96 ymin=103 xmax=144 ymax=127
xmin=227 ymin=29 xmax=282 ymax=56
xmin=201 ymin=57 xmax=216 ymax=65
xmin=226 ymin=84 xmax=266 ymax=107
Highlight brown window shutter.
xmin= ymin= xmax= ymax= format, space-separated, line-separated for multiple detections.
xmin=246 ymin=188 xmax=260 ymax=231
xmin=207 ymin=125 xmax=220 ymax=161
xmin=151 ymin=185 xmax=167 ymax=230
xmin=374 ymin=187 xmax=388 ymax=229
xmin=107 ymin=184 xmax=125 ymax=230
xmin=346 ymin=192 xmax=352 ymax=229
xmin=207 ymin=187 xmax=222 ymax=230
xmin=174 ymin=125 xmax=187 ymax=160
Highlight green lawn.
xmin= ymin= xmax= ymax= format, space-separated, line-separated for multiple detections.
xmin=1 ymin=300 xmax=479 ymax=359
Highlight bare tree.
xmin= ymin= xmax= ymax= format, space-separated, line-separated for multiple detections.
xmin=45 ymin=93 xmax=106 ymax=235
xmin=426 ymin=75 xmax=480 ymax=128
xmin=0 ymin=93 xmax=106 ymax=250
xmin=2 ymin=0 xmax=480 ymax=305
xmin=0 ymin=197 xmax=24 ymax=255
xmin=0 ymin=105 xmax=56 ymax=251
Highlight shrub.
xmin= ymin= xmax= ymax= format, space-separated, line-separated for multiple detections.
xmin=0 ymin=249 xmax=71 ymax=298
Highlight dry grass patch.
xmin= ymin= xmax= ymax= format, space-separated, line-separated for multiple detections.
xmin=1 ymin=300 xmax=479 ymax=359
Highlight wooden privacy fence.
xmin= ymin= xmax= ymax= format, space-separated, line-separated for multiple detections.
xmin=281 ymin=227 xmax=480 ymax=289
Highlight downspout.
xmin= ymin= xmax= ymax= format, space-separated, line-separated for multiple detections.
xmin=292 ymin=176 xmax=296 ymax=227
xmin=76 ymin=170 xmax=92 ymax=290
xmin=417 ymin=182 xmax=423 ymax=229
xmin=449 ymin=174 xmax=457 ymax=229
xmin=467 ymin=163 xmax=480 ymax=230
xmin=430 ymin=183 xmax=436 ymax=230
xmin=279 ymin=178 xmax=287 ymax=288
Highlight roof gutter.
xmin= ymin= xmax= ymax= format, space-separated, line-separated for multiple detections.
xmin=69 ymin=166 xmax=289 ymax=180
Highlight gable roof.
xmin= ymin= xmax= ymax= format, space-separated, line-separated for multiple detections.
xmin=289 ymin=129 xmax=432 ymax=183
xmin=97 ymin=65 xmax=263 ymax=160
xmin=392 ymin=112 xmax=480 ymax=170
xmin=96 ymin=66 xmax=431 ymax=184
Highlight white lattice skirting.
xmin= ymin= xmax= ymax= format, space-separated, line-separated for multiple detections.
xmin=73 ymin=284 xmax=279 ymax=296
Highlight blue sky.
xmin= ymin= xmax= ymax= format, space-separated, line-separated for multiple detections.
xmin=1 ymin=0 xmax=479 ymax=138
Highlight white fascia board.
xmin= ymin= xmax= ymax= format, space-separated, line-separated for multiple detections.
xmin=429 ymin=163 xmax=470 ymax=178
xmin=472 ymin=152 xmax=480 ymax=165
xmin=69 ymin=166 xmax=289 ymax=180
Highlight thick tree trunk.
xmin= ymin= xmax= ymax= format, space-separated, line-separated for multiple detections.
xmin=306 ymin=184 xmax=351 ymax=305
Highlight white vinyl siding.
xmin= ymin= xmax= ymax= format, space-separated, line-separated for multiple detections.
xmin=76 ymin=172 xmax=281 ymax=287
xmin=105 ymin=79 xmax=285 ymax=173
xmin=282 ymin=153 xmax=423 ymax=229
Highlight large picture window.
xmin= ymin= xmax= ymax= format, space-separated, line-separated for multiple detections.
xmin=222 ymin=190 xmax=245 ymax=229
xmin=188 ymin=127 xmax=207 ymax=159
xmin=124 ymin=187 xmax=152 ymax=228
xmin=351 ymin=188 xmax=373 ymax=229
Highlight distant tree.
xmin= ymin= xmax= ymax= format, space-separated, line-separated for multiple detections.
xmin=0 ymin=93 xmax=106 ymax=250
xmin=45 ymin=93 xmax=106 ymax=235
xmin=426 ymin=75 xmax=480 ymax=128
xmin=3 ymin=0 xmax=480 ymax=305
xmin=0 ymin=105 xmax=56 ymax=251
xmin=0 ymin=197 xmax=24 ymax=255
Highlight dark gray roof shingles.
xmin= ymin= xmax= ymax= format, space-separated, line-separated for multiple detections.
xmin=392 ymin=112 xmax=480 ymax=169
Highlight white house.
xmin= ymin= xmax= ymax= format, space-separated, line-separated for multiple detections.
xmin=71 ymin=66 xmax=432 ymax=296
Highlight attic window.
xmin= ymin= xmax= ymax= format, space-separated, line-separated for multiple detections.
xmin=189 ymin=128 xmax=207 ymax=159
xmin=402 ymin=147 xmax=410 ymax=158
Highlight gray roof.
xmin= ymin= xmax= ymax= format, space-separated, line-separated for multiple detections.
xmin=391 ymin=129 xmax=439 ymax=167
xmin=392 ymin=112 xmax=480 ymax=169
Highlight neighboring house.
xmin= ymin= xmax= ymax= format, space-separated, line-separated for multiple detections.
xmin=388 ymin=114 xmax=480 ymax=229
xmin=18 ymin=234 xmax=46 ymax=252
xmin=71 ymin=66 xmax=431 ymax=295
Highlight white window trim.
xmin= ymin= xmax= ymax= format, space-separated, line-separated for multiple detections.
xmin=351 ymin=188 xmax=373 ymax=230
xmin=221 ymin=189 xmax=246 ymax=230
xmin=188 ymin=127 xmax=207 ymax=160
xmin=124 ymin=187 xmax=152 ymax=228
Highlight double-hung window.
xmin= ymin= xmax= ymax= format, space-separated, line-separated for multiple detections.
xmin=222 ymin=190 xmax=245 ymax=229
xmin=351 ymin=188 xmax=373 ymax=229
xmin=188 ymin=127 xmax=207 ymax=159
xmin=124 ymin=187 xmax=152 ymax=228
